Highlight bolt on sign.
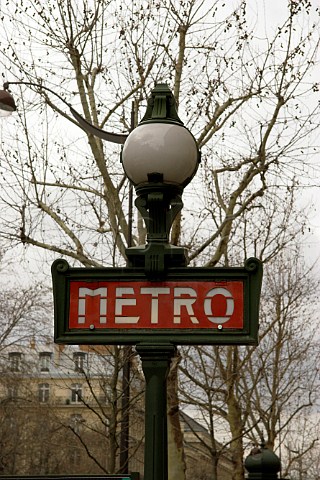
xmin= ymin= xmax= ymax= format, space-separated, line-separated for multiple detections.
xmin=52 ymin=258 xmax=262 ymax=346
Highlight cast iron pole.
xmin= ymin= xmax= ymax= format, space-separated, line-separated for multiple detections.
xmin=136 ymin=344 xmax=176 ymax=480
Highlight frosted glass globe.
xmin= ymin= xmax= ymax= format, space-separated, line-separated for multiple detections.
xmin=122 ymin=123 xmax=199 ymax=186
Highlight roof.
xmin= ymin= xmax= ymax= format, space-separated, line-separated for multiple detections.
xmin=180 ymin=410 xmax=208 ymax=433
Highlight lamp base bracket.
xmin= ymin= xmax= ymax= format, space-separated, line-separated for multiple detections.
xmin=126 ymin=243 xmax=187 ymax=280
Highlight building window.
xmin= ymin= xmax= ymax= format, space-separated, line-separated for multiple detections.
xmin=70 ymin=448 xmax=81 ymax=466
xmin=39 ymin=383 xmax=50 ymax=403
xmin=101 ymin=381 xmax=113 ymax=404
xmin=39 ymin=352 xmax=52 ymax=372
xmin=71 ymin=384 xmax=82 ymax=403
xmin=7 ymin=385 xmax=18 ymax=400
xmin=9 ymin=352 xmax=22 ymax=372
xmin=70 ymin=414 xmax=84 ymax=434
xmin=73 ymin=352 xmax=86 ymax=372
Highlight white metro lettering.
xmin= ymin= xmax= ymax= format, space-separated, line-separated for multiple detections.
xmin=204 ymin=287 xmax=234 ymax=324
xmin=173 ymin=287 xmax=199 ymax=324
xmin=74 ymin=283 xmax=238 ymax=327
xmin=78 ymin=287 xmax=107 ymax=324
xmin=115 ymin=287 xmax=139 ymax=324
xmin=140 ymin=288 xmax=170 ymax=323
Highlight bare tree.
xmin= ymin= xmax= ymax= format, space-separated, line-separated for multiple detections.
xmin=282 ymin=412 xmax=320 ymax=480
xmin=0 ymin=1 xmax=318 ymax=266
xmin=243 ymin=251 xmax=320 ymax=451
xmin=61 ymin=345 xmax=144 ymax=475
xmin=0 ymin=255 xmax=52 ymax=351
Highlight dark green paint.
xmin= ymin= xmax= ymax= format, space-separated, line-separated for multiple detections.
xmin=139 ymin=83 xmax=183 ymax=125
xmin=126 ymin=183 xmax=187 ymax=278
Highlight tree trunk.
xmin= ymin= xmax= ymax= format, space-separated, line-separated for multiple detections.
xmin=227 ymin=393 xmax=245 ymax=480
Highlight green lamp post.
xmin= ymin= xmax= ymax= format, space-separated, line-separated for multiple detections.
xmin=121 ymin=83 xmax=200 ymax=480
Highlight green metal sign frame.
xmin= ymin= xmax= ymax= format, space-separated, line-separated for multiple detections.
xmin=52 ymin=257 xmax=262 ymax=346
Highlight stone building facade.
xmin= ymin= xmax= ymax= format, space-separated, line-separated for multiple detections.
xmin=0 ymin=339 xmax=233 ymax=478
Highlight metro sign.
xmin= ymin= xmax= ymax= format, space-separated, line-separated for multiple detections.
xmin=52 ymin=258 xmax=262 ymax=345
xmin=69 ymin=280 xmax=244 ymax=329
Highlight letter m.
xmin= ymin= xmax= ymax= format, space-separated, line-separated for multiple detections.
xmin=78 ymin=287 xmax=108 ymax=324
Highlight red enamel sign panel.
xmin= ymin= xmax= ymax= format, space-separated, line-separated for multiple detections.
xmin=69 ymin=280 xmax=244 ymax=330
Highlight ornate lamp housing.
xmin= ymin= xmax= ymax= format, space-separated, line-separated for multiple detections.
xmin=122 ymin=83 xmax=200 ymax=278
